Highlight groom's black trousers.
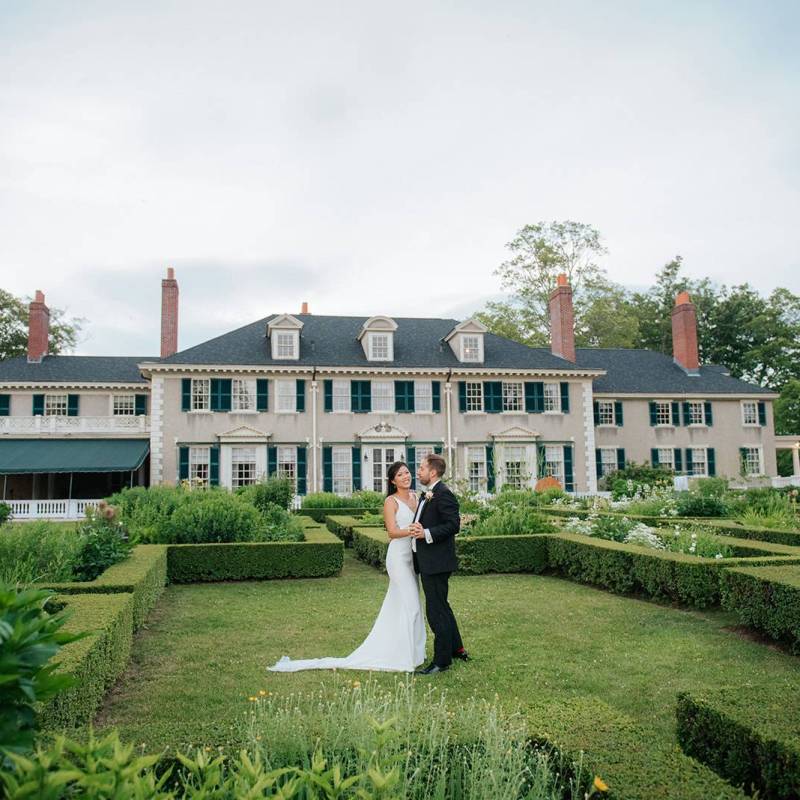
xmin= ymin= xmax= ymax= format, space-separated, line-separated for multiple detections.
xmin=420 ymin=572 xmax=463 ymax=668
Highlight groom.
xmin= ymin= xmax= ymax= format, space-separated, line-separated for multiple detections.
xmin=409 ymin=454 xmax=468 ymax=674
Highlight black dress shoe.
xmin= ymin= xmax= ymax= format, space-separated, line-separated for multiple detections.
xmin=453 ymin=650 xmax=470 ymax=662
xmin=418 ymin=662 xmax=449 ymax=675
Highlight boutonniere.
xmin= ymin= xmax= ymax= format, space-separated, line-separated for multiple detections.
xmin=424 ymin=490 xmax=434 ymax=501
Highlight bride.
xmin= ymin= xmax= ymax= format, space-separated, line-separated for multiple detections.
xmin=268 ymin=461 xmax=427 ymax=673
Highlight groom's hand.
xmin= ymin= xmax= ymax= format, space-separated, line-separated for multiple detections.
xmin=408 ymin=523 xmax=425 ymax=538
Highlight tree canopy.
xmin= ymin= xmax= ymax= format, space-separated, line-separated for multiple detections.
xmin=0 ymin=289 xmax=83 ymax=360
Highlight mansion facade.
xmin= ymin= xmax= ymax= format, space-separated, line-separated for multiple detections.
xmin=0 ymin=271 xmax=781 ymax=505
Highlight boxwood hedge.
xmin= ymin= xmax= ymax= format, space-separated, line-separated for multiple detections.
xmin=295 ymin=506 xmax=372 ymax=523
xmin=326 ymin=514 xmax=382 ymax=546
xmin=677 ymin=688 xmax=800 ymax=799
xmin=351 ymin=526 xmax=389 ymax=571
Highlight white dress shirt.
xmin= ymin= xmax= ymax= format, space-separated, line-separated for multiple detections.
xmin=411 ymin=479 xmax=439 ymax=551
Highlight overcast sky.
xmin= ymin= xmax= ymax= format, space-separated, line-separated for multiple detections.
xmin=2 ymin=1 xmax=798 ymax=357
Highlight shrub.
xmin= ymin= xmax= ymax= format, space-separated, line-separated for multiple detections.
xmin=458 ymin=535 xmax=549 ymax=575
xmin=301 ymin=492 xmax=354 ymax=509
xmin=0 ymin=521 xmax=83 ymax=585
xmin=258 ymin=503 xmax=305 ymax=542
xmin=0 ymin=501 xmax=10 ymax=524
xmin=238 ymin=475 xmax=295 ymax=511
xmin=663 ymin=528 xmax=733 ymax=559
xmin=676 ymin=492 xmax=729 ymax=518
xmin=157 ymin=492 xmax=267 ymax=544
xmin=602 ymin=462 xmax=673 ymax=496
xmin=0 ymin=585 xmax=85 ymax=757
xmin=106 ymin=485 xmax=189 ymax=541
xmin=467 ymin=507 xmax=555 ymax=537
xmin=350 ymin=490 xmax=385 ymax=510
xmin=693 ymin=477 xmax=730 ymax=498
xmin=71 ymin=502 xmax=134 ymax=582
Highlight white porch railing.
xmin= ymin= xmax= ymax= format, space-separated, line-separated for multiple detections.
xmin=771 ymin=476 xmax=800 ymax=488
xmin=6 ymin=499 xmax=101 ymax=520
xmin=0 ymin=416 xmax=150 ymax=435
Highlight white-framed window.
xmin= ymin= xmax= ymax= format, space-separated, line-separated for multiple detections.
xmin=503 ymin=445 xmax=526 ymax=489
xmin=231 ymin=446 xmax=258 ymax=488
xmin=274 ymin=331 xmax=299 ymax=359
xmin=690 ymin=447 xmax=708 ymax=477
xmin=655 ymin=401 xmax=673 ymax=426
xmin=277 ymin=446 xmax=297 ymax=486
xmin=189 ymin=446 xmax=210 ymax=485
xmin=687 ymin=401 xmax=706 ymax=425
xmin=467 ymin=446 xmax=486 ymax=492
xmin=44 ymin=394 xmax=68 ymax=416
xmin=599 ymin=448 xmax=617 ymax=477
xmin=231 ymin=379 xmax=256 ymax=411
xmin=742 ymin=446 xmax=763 ymax=476
xmin=113 ymin=394 xmax=135 ymax=415
xmin=466 ymin=382 xmax=483 ymax=412
xmin=368 ymin=332 xmax=392 ymax=361
xmin=191 ymin=378 xmax=210 ymax=411
xmin=461 ymin=335 xmax=482 ymax=362
xmin=543 ymin=383 xmax=560 ymax=412
xmin=742 ymin=401 xmax=759 ymax=426
xmin=372 ymin=381 xmax=394 ymax=412
xmin=657 ymin=448 xmax=675 ymax=470
xmin=502 ymin=382 xmax=523 ymax=413
xmin=597 ymin=401 xmax=615 ymax=426
xmin=545 ymin=446 xmax=564 ymax=484
xmin=276 ymin=380 xmax=297 ymax=413
xmin=332 ymin=380 xmax=350 ymax=412
xmin=332 ymin=446 xmax=352 ymax=494
xmin=414 ymin=381 xmax=433 ymax=412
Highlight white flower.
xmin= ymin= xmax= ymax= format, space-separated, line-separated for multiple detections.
xmin=715 ymin=553 xmax=724 ymax=560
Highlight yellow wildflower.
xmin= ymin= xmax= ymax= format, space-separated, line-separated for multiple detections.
xmin=593 ymin=776 xmax=609 ymax=792
xmin=352 ymin=680 xmax=361 ymax=688
xmin=258 ymin=690 xmax=266 ymax=696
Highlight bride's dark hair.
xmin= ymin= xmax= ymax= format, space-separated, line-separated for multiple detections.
xmin=386 ymin=461 xmax=410 ymax=496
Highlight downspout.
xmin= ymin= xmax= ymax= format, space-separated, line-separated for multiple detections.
xmin=445 ymin=369 xmax=453 ymax=470
xmin=311 ymin=367 xmax=318 ymax=493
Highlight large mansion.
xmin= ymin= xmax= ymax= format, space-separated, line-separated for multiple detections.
xmin=0 ymin=269 xmax=786 ymax=506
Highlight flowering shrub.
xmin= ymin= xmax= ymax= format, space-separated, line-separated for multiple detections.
xmin=72 ymin=501 xmax=134 ymax=582
xmin=675 ymin=493 xmax=729 ymax=518
xmin=623 ymin=524 xmax=666 ymax=550
xmin=665 ymin=527 xmax=733 ymax=559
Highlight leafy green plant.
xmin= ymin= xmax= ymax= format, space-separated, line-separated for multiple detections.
xmin=663 ymin=528 xmax=733 ymax=558
xmin=603 ymin=462 xmax=673 ymax=496
xmin=72 ymin=502 xmax=135 ymax=582
xmin=301 ymin=493 xmax=358 ymax=509
xmin=0 ymin=502 xmax=11 ymax=524
xmin=350 ymin=490 xmax=385 ymax=510
xmin=238 ymin=475 xmax=295 ymax=512
xmin=0 ymin=521 xmax=83 ymax=585
xmin=259 ymin=503 xmax=305 ymax=542
xmin=105 ymin=485 xmax=189 ymax=542
xmin=157 ymin=492 xmax=268 ymax=544
xmin=693 ymin=477 xmax=729 ymax=499
xmin=676 ymin=493 xmax=729 ymax=518
xmin=467 ymin=507 xmax=555 ymax=537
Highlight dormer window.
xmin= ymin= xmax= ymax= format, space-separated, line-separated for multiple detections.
xmin=445 ymin=318 xmax=487 ymax=364
xmin=462 ymin=335 xmax=482 ymax=362
xmin=275 ymin=332 xmax=298 ymax=359
xmin=359 ymin=316 xmax=398 ymax=362
xmin=267 ymin=314 xmax=304 ymax=361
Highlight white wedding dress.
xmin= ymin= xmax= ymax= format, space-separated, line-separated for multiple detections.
xmin=268 ymin=496 xmax=426 ymax=673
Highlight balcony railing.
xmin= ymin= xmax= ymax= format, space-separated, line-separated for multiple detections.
xmin=5 ymin=499 xmax=101 ymax=520
xmin=0 ymin=416 xmax=150 ymax=435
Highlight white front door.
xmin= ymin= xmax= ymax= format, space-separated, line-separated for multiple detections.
xmin=366 ymin=445 xmax=404 ymax=492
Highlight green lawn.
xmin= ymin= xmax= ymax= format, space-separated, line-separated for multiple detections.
xmin=95 ymin=552 xmax=799 ymax=766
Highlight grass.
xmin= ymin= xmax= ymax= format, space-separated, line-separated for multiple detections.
xmin=92 ymin=552 xmax=800 ymax=767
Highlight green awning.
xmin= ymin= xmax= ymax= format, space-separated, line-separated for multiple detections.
xmin=0 ymin=439 xmax=150 ymax=474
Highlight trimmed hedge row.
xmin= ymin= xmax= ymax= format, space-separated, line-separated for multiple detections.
xmin=351 ymin=526 xmax=389 ymax=571
xmin=457 ymin=534 xmax=548 ymax=575
xmin=676 ymin=689 xmax=800 ymax=799
xmin=720 ymin=565 xmax=800 ymax=652
xmin=295 ymin=506 xmax=372 ymax=522
xmin=527 ymin=695 xmax=745 ymax=800
xmin=39 ymin=592 xmax=135 ymax=730
xmin=545 ymin=533 xmax=800 ymax=608
xmin=703 ymin=519 xmax=800 ymax=547
xmin=167 ymin=527 xmax=344 ymax=582
xmin=36 ymin=544 xmax=168 ymax=630
xmin=326 ymin=514 xmax=382 ymax=546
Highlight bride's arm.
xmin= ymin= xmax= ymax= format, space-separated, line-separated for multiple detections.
xmin=383 ymin=497 xmax=411 ymax=539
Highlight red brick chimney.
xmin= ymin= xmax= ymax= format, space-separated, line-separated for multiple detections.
xmin=301 ymin=301 xmax=309 ymax=314
xmin=27 ymin=290 xmax=50 ymax=363
xmin=161 ymin=267 xmax=179 ymax=358
xmin=549 ymin=273 xmax=576 ymax=362
xmin=671 ymin=290 xmax=700 ymax=374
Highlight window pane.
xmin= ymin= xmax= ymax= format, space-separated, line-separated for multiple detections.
xmin=467 ymin=446 xmax=486 ymax=492
xmin=45 ymin=394 xmax=68 ymax=416
xmin=232 ymin=446 xmax=257 ymax=488
xmin=370 ymin=334 xmax=389 ymax=360
xmin=276 ymin=380 xmax=296 ymax=412
xmin=232 ymin=379 xmax=255 ymax=411
xmin=691 ymin=448 xmax=707 ymax=476
xmin=277 ymin=446 xmax=297 ymax=487
xmin=189 ymin=446 xmax=210 ymax=485
xmin=332 ymin=381 xmax=350 ymax=412
xmin=332 ymin=447 xmax=352 ymax=494
xmin=502 ymin=382 xmax=523 ymax=412
xmin=656 ymin=402 xmax=672 ymax=425
xmin=191 ymin=379 xmax=210 ymax=411
xmin=689 ymin=402 xmax=704 ymax=425
xmin=462 ymin=335 xmax=480 ymax=361
xmin=743 ymin=447 xmax=762 ymax=475
xmin=742 ymin=402 xmax=758 ymax=425
xmin=113 ymin=394 xmax=135 ymax=415
xmin=600 ymin=449 xmax=617 ymax=476
xmin=415 ymin=381 xmax=432 ymax=412
xmin=466 ymin=382 xmax=483 ymax=412
xmin=657 ymin=448 xmax=674 ymax=469
xmin=545 ymin=445 xmax=564 ymax=483
xmin=543 ymin=383 xmax=559 ymax=412
xmin=598 ymin=401 xmax=614 ymax=425
xmin=276 ymin=333 xmax=296 ymax=358
xmin=372 ymin=381 xmax=394 ymax=412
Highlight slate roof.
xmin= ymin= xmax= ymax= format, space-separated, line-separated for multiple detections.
xmin=573 ymin=348 xmax=769 ymax=395
xmin=0 ymin=355 xmax=152 ymax=384
xmin=152 ymin=314 xmax=585 ymax=371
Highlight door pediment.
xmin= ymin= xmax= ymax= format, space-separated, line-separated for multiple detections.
xmin=358 ymin=422 xmax=409 ymax=442
xmin=491 ymin=425 xmax=540 ymax=441
xmin=218 ymin=425 xmax=271 ymax=444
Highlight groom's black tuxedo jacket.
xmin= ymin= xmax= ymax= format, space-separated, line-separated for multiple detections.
xmin=412 ymin=481 xmax=460 ymax=575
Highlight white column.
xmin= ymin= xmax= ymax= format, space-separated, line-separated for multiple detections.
xmin=445 ymin=381 xmax=453 ymax=469
xmin=582 ymin=381 xmax=598 ymax=493
xmin=311 ymin=380 xmax=319 ymax=493
xmin=149 ymin=375 xmax=165 ymax=485
xmin=793 ymin=445 xmax=800 ymax=477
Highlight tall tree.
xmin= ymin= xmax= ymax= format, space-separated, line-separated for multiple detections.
xmin=0 ymin=289 xmax=83 ymax=361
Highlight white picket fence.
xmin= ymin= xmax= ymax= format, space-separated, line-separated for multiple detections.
xmin=5 ymin=499 xmax=102 ymax=520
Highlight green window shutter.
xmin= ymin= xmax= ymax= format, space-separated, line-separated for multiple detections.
xmin=595 ymin=449 xmax=602 ymax=477
xmin=458 ymin=382 xmax=467 ymax=413
xmin=67 ymin=394 xmax=79 ymax=417
xmin=536 ymin=444 xmax=546 ymax=480
xmin=256 ymin=379 xmax=269 ymax=411
xmin=651 ymin=448 xmax=659 ymax=467
xmin=209 ymin=446 xmax=220 ymax=486
xmin=614 ymin=401 xmax=623 ymax=427
xmin=267 ymin=446 xmax=277 ymax=478
xmin=297 ymin=446 xmax=307 ymax=495
xmin=484 ymin=381 xmax=502 ymax=413
xmin=323 ymin=447 xmax=333 ymax=492
xmin=407 ymin=446 xmax=416 ymax=489
xmin=685 ymin=448 xmax=693 ymax=474
xmin=593 ymin=401 xmax=600 ymax=425
xmin=648 ymin=401 xmax=657 ymax=426
xmin=32 ymin=394 xmax=44 ymax=416
xmin=434 ymin=445 xmax=443 ymax=455
xmin=352 ymin=381 xmax=371 ymax=413
xmin=135 ymin=394 xmax=147 ymax=415
xmin=485 ymin=445 xmax=495 ymax=492
xmin=560 ymin=382 xmax=570 ymax=413
xmin=758 ymin=401 xmax=766 ymax=426
xmin=525 ymin=382 xmax=544 ymax=413
xmin=210 ymin=379 xmax=219 ymax=411
xmin=704 ymin=401 xmax=713 ymax=426
xmin=564 ymin=445 xmax=574 ymax=492
xmin=0 ymin=395 xmax=9 ymax=416
xmin=616 ymin=448 xmax=626 ymax=471
xmin=674 ymin=448 xmax=683 ymax=473
xmin=296 ymin=380 xmax=306 ymax=412
xmin=671 ymin=401 xmax=680 ymax=426
xmin=394 ymin=381 xmax=414 ymax=413
xmin=352 ymin=446 xmax=361 ymax=490
xmin=707 ymin=448 xmax=716 ymax=476
xmin=219 ymin=379 xmax=231 ymax=411
xmin=181 ymin=379 xmax=191 ymax=411
xmin=432 ymin=381 xmax=441 ymax=413
xmin=178 ymin=446 xmax=189 ymax=481
xmin=739 ymin=447 xmax=748 ymax=474
xmin=323 ymin=380 xmax=333 ymax=412
xmin=682 ymin=401 xmax=691 ymax=426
